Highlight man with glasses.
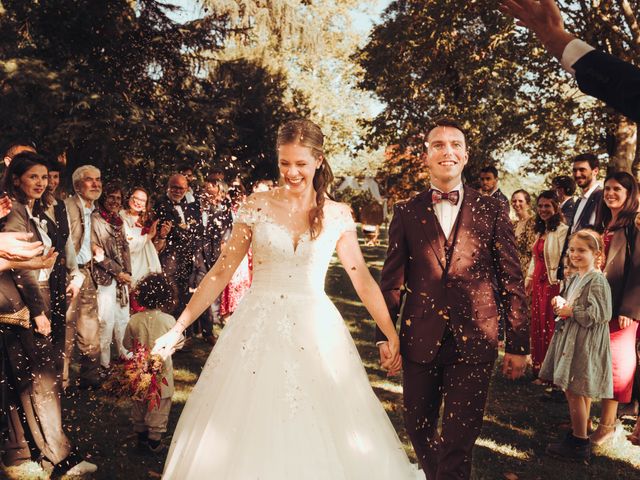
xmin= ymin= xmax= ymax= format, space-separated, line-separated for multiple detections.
xmin=154 ymin=174 xmax=202 ymax=335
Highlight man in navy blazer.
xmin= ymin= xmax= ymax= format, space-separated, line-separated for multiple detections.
xmin=500 ymin=0 xmax=640 ymax=123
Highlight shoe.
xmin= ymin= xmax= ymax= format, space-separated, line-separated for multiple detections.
xmin=546 ymin=432 xmax=591 ymax=461
xmin=65 ymin=460 xmax=98 ymax=476
xmin=203 ymin=335 xmax=217 ymax=346
xmin=51 ymin=453 xmax=98 ymax=478
xmin=147 ymin=438 xmax=164 ymax=454
xmin=590 ymin=423 xmax=617 ymax=446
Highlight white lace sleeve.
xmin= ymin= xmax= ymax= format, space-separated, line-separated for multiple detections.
xmin=235 ymin=202 xmax=257 ymax=227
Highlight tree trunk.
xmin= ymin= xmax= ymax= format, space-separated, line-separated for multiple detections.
xmin=608 ymin=114 xmax=637 ymax=174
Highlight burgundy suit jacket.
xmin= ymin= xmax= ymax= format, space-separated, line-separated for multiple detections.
xmin=378 ymin=188 xmax=529 ymax=364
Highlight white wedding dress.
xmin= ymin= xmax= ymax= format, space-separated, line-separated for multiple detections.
xmin=163 ymin=200 xmax=422 ymax=479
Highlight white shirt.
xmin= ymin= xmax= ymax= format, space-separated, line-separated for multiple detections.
xmin=571 ymin=182 xmax=599 ymax=233
xmin=174 ymin=204 xmax=186 ymax=224
xmin=76 ymin=200 xmax=95 ymax=264
xmin=185 ymin=189 xmax=196 ymax=204
xmin=431 ymin=182 xmax=464 ymax=240
xmin=561 ymin=39 xmax=596 ymax=76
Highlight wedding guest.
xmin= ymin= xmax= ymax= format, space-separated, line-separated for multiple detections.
xmin=64 ymin=165 xmax=103 ymax=389
xmin=190 ymin=176 xmax=232 ymax=343
xmin=360 ymin=201 xmax=384 ymax=247
xmin=0 ymin=153 xmax=97 ymax=476
xmin=557 ymin=154 xmax=602 ymax=281
xmin=120 ymin=187 xmax=161 ymax=286
xmin=92 ymin=182 xmax=132 ymax=369
xmin=44 ymin=159 xmax=85 ymax=380
xmin=552 ymin=175 xmax=576 ymax=220
xmin=525 ymin=190 xmax=568 ymax=378
xmin=153 ymin=174 xmax=202 ymax=325
xmin=479 ymin=165 xmax=509 ymax=213
xmin=511 ymin=189 xmax=536 ymax=276
xmin=2 ymin=140 xmax=36 ymax=167
xmin=219 ymin=182 xmax=252 ymax=321
xmin=500 ymin=0 xmax=640 ymax=123
xmin=123 ymin=273 xmax=183 ymax=454
xmin=591 ymin=171 xmax=640 ymax=445
xmin=252 ymin=178 xmax=275 ymax=193
xmin=179 ymin=164 xmax=198 ymax=204
xmin=569 ymin=154 xmax=602 ymax=233
xmin=541 ymin=229 xmax=612 ymax=461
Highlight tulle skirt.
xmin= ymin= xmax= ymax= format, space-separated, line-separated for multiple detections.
xmin=162 ymin=288 xmax=422 ymax=479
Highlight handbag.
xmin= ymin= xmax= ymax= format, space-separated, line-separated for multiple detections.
xmin=0 ymin=306 xmax=31 ymax=329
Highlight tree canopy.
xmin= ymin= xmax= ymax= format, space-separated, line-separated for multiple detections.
xmin=356 ymin=0 xmax=639 ymax=198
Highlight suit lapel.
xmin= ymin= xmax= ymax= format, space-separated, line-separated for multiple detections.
xmin=416 ymin=192 xmax=446 ymax=271
xmin=449 ymin=189 xmax=475 ymax=268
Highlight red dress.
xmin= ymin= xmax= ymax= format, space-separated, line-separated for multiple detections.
xmin=530 ymin=236 xmax=559 ymax=373
xmin=219 ymin=249 xmax=253 ymax=317
xmin=603 ymin=230 xmax=638 ymax=403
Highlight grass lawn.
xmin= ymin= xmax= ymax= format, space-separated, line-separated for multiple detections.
xmin=3 ymin=227 xmax=640 ymax=479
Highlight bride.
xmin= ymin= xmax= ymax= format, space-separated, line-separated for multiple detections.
xmin=153 ymin=119 xmax=422 ymax=479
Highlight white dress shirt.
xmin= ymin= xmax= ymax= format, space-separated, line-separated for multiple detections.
xmin=561 ymin=39 xmax=596 ymax=76
xmin=76 ymin=201 xmax=95 ymax=264
xmin=431 ymin=182 xmax=464 ymax=240
xmin=571 ymin=182 xmax=600 ymax=233
xmin=174 ymin=204 xmax=186 ymax=224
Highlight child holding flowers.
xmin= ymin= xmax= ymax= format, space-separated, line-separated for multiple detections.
xmin=123 ymin=273 xmax=183 ymax=453
xmin=540 ymin=229 xmax=613 ymax=461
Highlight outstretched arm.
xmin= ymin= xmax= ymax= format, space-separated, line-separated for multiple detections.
xmin=499 ymin=0 xmax=575 ymax=60
xmin=336 ymin=230 xmax=401 ymax=374
xmin=152 ymin=222 xmax=252 ymax=358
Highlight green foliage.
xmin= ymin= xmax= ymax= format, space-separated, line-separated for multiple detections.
xmin=0 ymin=0 xmax=296 ymax=190
xmin=333 ymin=187 xmax=376 ymax=222
xmin=356 ymin=0 xmax=639 ymax=188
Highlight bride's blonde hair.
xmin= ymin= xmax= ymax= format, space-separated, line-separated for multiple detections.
xmin=276 ymin=119 xmax=334 ymax=239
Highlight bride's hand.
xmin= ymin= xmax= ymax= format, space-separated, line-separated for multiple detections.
xmin=152 ymin=329 xmax=183 ymax=360
xmin=386 ymin=334 xmax=402 ymax=376
xmin=379 ymin=335 xmax=402 ymax=376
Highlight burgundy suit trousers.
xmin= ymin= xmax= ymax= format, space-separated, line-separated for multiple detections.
xmin=403 ymin=331 xmax=493 ymax=480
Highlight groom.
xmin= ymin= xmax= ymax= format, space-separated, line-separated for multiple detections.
xmin=377 ymin=118 xmax=529 ymax=479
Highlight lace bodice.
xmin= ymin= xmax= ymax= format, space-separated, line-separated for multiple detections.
xmin=236 ymin=200 xmax=356 ymax=295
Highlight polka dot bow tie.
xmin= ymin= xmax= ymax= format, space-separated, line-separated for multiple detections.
xmin=431 ymin=189 xmax=460 ymax=206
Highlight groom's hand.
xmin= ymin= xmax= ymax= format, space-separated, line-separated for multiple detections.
xmin=502 ymin=353 xmax=527 ymax=380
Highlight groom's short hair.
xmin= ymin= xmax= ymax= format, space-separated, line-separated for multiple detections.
xmin=426 ymin=117 xmax=467 ymax=142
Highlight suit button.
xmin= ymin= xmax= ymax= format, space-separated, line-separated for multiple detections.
xmin=60 ymin=258 xmax=66 ymax=266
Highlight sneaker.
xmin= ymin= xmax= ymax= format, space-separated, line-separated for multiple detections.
xmin=546 ymin=432 xmax=591 ymax=462
xmin=65 ymin=460 xmax=98 ymax=476
xmin=51 ymin=454 xmax=98 ymax=478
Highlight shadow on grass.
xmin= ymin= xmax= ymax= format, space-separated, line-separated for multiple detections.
xmin=4 ymin=226 xmax=639 ymax=479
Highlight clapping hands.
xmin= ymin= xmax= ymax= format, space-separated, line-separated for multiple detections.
xmin=0 ymin=232 xmax=45 ymax=261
